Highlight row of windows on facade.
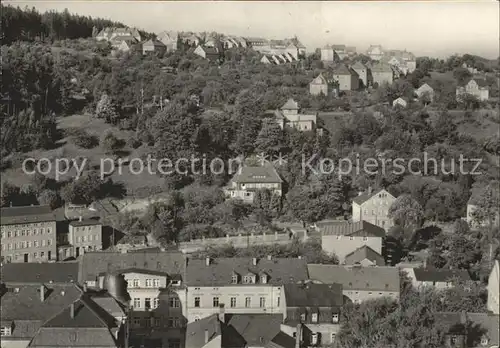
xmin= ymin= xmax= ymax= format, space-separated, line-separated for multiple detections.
xmin=74 ymin=226 xmax=98 ymax=232
xmin=193 ymin=296 xmax=275 ymax=308
xmin=297 ymin=332 xmax=335 ymax=345
xmin=75 ymin=235 xmax=100 ymax=243
xmin=132 ymin=316 xmax=182 ymax=328
xmin=299 ymin=312 xmax=339 ymax=324
xmin=1 ymin=327 xmax=12 ymax=336
xmin=1 ymin=228 xmax=52 ymax=239
xmin=1 ymin=222 xmax=52 ymax=230
xmin=333 ymin=236 xmax=371 ymax=241
xmin=3 ymin=251 xmax=52 ymax=261
xmin=132 ymin=297 xmax=180 ymax=309
xmin=129 ymin=279 xmax=161 ymax=288
xmin=2 ymin=239 xmax=53 ymax=250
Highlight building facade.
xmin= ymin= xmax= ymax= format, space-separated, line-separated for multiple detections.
xmin=456 ymin=78 xmax=490 ymax=101
xmin=225 ymin=165 xmax=283 ymax=203
xmin=309 ymin=73 xmax=330 ymax=96
xmin=487 ymin=260 xmax=499 ymax=315
xmin=352 ymin=188 xmax=396 ymax=231
xmin=185 ymin=257 xmax=309 ymax=323
xmin=1 ymin=205 xmax=57 ymax=263
xmin=68 ymin=218 xmax=103 ymax=257
xmin=370 ymin=63 xmax=394 ymax=86
xmin=332 ymin=65 xmax=359 ymax=91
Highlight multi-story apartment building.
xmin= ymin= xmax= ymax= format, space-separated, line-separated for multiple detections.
xmin=487 ymin=260 xmax=499 ymax=315
xmin=68 ymin=218 xmax=103 ymax=257
xmin=331 ymin=64 xmax=359 ymax=91
xmin=0 ymin=205 xmax=57 ymax=263
xmin=184 ymin=257 xmax=309 ymax=322
xmin=319 ymin=220 xmax=385 ymax=263
xmin=351 ymin=61 xmax=370 ymax=88
xmin=280 ymin=282 xmax=344 ymax=347
xmin=0 ymin=262 xmax=79 ymax=286
xmin=79 ymin=250 xmax=187 ymax=348
xmin=370 ymin=63 xmax=394 ymax=87
xmin=352 ymin=188 xmax=396 ymax=231
xmin=225 ymin=164 xmax=283 ymax=203
xmin=307 ymin=264 xmax=400 ymax=303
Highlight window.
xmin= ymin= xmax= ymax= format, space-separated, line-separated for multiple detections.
xmin=27 ymin=241 xmax=31 ymax=248
xmin=245 ymin=297 xmax=251 ymax=308
xmin=82 ymin=236 xmax=86 ymax=242
xmin=153 ymin=298 xmax=160 ymax=309
xmin=168 ymin=317 xmax=180 ymax=328
xmin=168 ymin=339 xmax=181 ymax=348
xmin=133 ymin=317 xmax=141 ymax=326
xmin=7 ymin=232 xmax=11 ymax=238
xmin=243 ymin=275 xmax=254 ymax=284
xmin=311 ymin=333 xmax=318 ymax=345
xmin=213 ymin=297 xmax=219 ymax=307
xmin=133 ymin=279 xmax=139 ymax=287
xmin=231 ymin=274 xmax=238 ymax=284
xmin=311 ymin=313 xmax=318 ymax=323
xmin=331 ymin=333 xmax=336 ymax=342
xmin=480 ymin=337 xmax=488 ymax=345
xmin=95 ymin=234 xmax=99 ymax=240
xmin=169 ymin=298 xmax=180 ymax=308
xmin=145 ymin=298 xmax=151 ymax=309
xmin=42 ymin=240 xmax=46 ymax=246
xmin=194 ymin=297 xmax=200 ymax=307
xmin=349 ymin=236 xmax=354 ymax=241
xmin=34 ymin=252 xmax=38 ymax=258
xmin=47 ymin=239 xmax=52 ymax=246
xmin=153 ymin=279 xmax=160 ymax=287
xmin=363 ymin=237 xmax=368 ymax=241
xmin=154 ymin=318 xmax=161 ymax=327
xmin=145 ymin=279 xmax=152 ymax=287
xmin=230 ymin=297 xmax=237 ymax=308
xmin=1 ymin=326 xmax=12 ymax=336
xmin=277 ymin=297 xmax=280 ymax=307
xmin=47 ymin=228 xmax=51 ymax=233
xmin=332 ymin=313 xmax=339 ymax=323
xmin=259 ymin=297 xmax=266 ymax=308
xmin=300 ymin=313 xmax=306 ymax=321
xmin=260 ymin=275 xmax=267 ymax=284
xmin=133 ymin=298 xmax=141 ymax=308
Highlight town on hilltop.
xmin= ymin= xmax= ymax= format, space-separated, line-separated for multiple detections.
xmin=1 ymin=3 xmax=500 ymax=348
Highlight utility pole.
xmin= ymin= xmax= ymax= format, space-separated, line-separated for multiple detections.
xmin=141 ymin=83 xmax=144 ymax=116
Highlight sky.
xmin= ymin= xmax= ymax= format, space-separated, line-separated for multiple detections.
xmin=7 ymin=1 xmax=500 ymax=59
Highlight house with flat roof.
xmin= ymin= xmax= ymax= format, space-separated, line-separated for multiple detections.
xmin=307 ymin=264 xmax=400 ymax=303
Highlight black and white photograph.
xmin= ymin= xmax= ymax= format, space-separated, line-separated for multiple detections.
xmin=0 ymin=1 xmax=499 ymax=347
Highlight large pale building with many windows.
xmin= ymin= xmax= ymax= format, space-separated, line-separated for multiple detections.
xmin=185 ymin=257 xmax=309 ymax=323
xmin=1 ymin=205 xmax=57 ymax=263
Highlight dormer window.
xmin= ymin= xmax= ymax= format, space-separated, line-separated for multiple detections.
xmin=1 ymin=325 xmax=12 ymax=336
xmin=231 ymin=274 xmax=239 ymax=284
xmin=260 ymin=274 xmax=268 ymax=284
xmin=332 ymin=313 xmax=339 ymax=323
xmin=480 ymin=337 xmax=488 ymax=346
xmin=311 ymin=313 xmax=318 ymax=323
xmin=300 ymin=313 xmax=306 ymax=322
xmin=243 ymin=275 xmax=255 ymax=284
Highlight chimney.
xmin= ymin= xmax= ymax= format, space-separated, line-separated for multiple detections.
xmin=39 ymin=285 xmax=46 ymax=302
xmin=218 ymin=304 xmax=225 ymax=323
xmin=295 ymin=324 xmax=302 ymax=348
xmin=70 ymin=303 xmax=75 ymax=319
xmin=204 ymin=329 xmax=209 ymax=344
xmin=252 ymin=258 xmax=257 ymax=266
xmin=205 ymin=257 xmax=210 ymax=266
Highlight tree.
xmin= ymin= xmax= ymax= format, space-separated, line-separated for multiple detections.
xmin=100 ymin=131 xmax=123 ymax=155
xmin=95 ymin=93 xmax=119 ymax=124
xmin=286 ymin=185 xmax=329 ymax=224
xmin=37 ymin=189 xmax=61 ymax=209
xmin=1 ymin=181 xmax=20 ymax=207
xmin=389 ymin=194 xmax=424 ymax=229
xmin=254 ymin=119 xmax=285 ymax=156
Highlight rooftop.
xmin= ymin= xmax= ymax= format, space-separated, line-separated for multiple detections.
xmin=69 ymin=218 xmax=102 ymax=227
xmin=230 ymin=164 xmax=283 ymax=184
xmin=352 ymin=188 xmax=393 ymax=205
xmin=320 ymin=220 xmax=386 ymax=238
xmin=0 ymin=205 xmax=55 ymax=225
xmin=0 ymin=262 xmax=79 ymax=285
xmin=344 ymin=245 xmax=386 ymax=266
xmin=281 ymin=98 xmax=299 ymax=110
xmin=283 ymin=282 xmax=343 ymax=307
xmin=307 ymin=264 xmax=400 ymax=292
xmin=412 ymin=268 xmax=471 ymax=283
xmin=78 ymin=250 xmax=186 ymax=283
xmin=185 ymin=257 xmax=309 ymax=287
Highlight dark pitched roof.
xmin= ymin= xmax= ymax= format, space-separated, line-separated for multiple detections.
xmin=307 ymin=264 xmax=400 ymax=292
xmin=29 ymin=327 xmax=117 ymax=348
xmin=0 ymin=262 xmax=79 ymax=284
xmin=225 ymin=314 xmax=283 ymax=347
xmin=78 ymin=251 xmax=186 ymax=283
xmin=371 ymin=63 xmax=393 ymax=73
xmin=333 ymin=64 xmax=354 ymax=76
xmin=230 ymin=164 xmax=283 ymax=184
xmin=351 ymin=61 xmax=366 ymax=70
xmin=320 ymin=220 xmax=386 ymax=238
xmin=266 ymin=332 xmax=296 ymax=348
xmin=413 ymin=268 xmax=471 ymax=283
xmin=106 ymin=268 xmax=169 ymax=277
xmin=283 ymin=283 xmax=343 ymax=307
xmin=352 ymin=188 xmax=386 ymax=205
xmin=344 ymin=245 xmax=386 ymax=266
xmin=0 ymin=284 xmax=82 ymax=339
xmin=185 ymin=314 xmax=221 ymax=348
xmin=0 ymin=205 xmax=55 ymax=225
xmin=185 ymin=258 xmax=309 ymax=286
xmin=69 ymin=218 xmax=101 ymax=227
